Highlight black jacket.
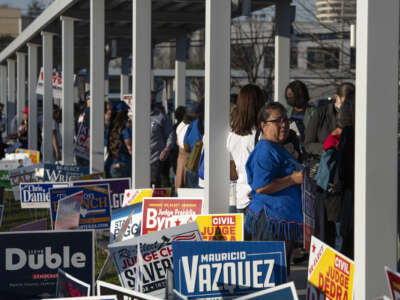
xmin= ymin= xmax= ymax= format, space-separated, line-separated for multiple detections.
xmin=304 ymin=102 xmax=338 ymax=156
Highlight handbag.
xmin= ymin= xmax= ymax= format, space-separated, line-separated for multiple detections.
xmin=185 ymin=140 xmax=203 ymax=173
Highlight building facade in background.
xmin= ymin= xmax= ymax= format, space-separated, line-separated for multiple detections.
xmin=0 ymin=5 xmax=22 ymax=37
xmin=316 ymin=0 xmax=356 ymax=23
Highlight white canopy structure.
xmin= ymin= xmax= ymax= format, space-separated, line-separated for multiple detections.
xmin=0 ymin=0 xmax=397 ymax=298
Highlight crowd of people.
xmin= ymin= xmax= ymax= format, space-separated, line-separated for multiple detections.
xmin=0 ymin=79 xmax=355 ymax=268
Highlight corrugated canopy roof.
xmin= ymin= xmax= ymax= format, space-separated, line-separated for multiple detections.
xmin=0 ymin=0 xmax=275 ymax=71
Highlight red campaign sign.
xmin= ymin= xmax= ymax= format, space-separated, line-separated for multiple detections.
xmin=141 ymin=197 xmax=203 ymax=235
xmin=386 ymin=266 xmax=400 ymax=300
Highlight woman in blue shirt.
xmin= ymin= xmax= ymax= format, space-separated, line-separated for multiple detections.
xmin=245 ymin=102 xmax=304 ymax=272
xmin=106 ymin=101 xmax=132 ymax=178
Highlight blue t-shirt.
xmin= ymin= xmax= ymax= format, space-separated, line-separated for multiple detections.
xmin=245 ymin=139 xmax=303 ymax=223
xmin=184 ymin=119 xmax=203 ymax=151
xmin=113 ymin=127 xmax=132 ymax=164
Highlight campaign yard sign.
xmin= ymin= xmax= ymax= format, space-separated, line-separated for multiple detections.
xmin=302 ymin=167 xmax=318 ymax=251
xmin=55 ymin=192 xmax=84 ymax=230
xmin=0 ymin=159 xmax=19 ymax=190
xmin=123 ymin=189 xmax=153 ymax=206
xmin=235 ymin=282 xmax=298 ymax=300
xmin=109 ymin=203 xmax=142 ymax=243
xmin=307 ymin=236 xmax=354 ymax=300
xmin=72 ymin=178 xmax=131 ymax=209
xmin=385 ymin=266 xmax=400 ymax=300
xmin=172 ymin=241 xmax=287 ymax=299
xmin=16 ymin=149 xmax=40 ymax=164
xmin=56 ymin=268 xmax=91 ymax=297
xmin=0 ymin=230 xmax=94 ymax=299
xmin=152 ymin=188 xmax=171 ymax=197
xmin=43 ymin=297 xmax=117 ymax=300
xmin=50 ymin=184 xmax=112 ymax=230
xmin=20 ymin=182 xmax=69 ymax=208
xmin=141 ymin=197 xmax=203 ymax=235
xmin=195 ymin=214 xmax=244 ymax=241
xmin=109 ymin=222 xmax=202 ymax=298
xmin=9 ymin=164 xmax=43 ymax=200
xmin=97 ymin=280 xmax=161 ymax=300
xmin=43 ymin=164 xmax=89 ymax=182
xmin=75 ymin=119 xmax=90 ymax=161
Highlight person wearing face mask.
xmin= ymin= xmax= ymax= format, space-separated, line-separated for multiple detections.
xmin=285 ymin=80 xmax=314 ymax=142
xmin=304 ymin=82 xmax=355 ymax=157
xmin=303 ymin=82 xmax=355 ymax=248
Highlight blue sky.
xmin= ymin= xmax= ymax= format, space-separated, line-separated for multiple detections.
xmin=0 ymin=0 xmax=52 ymax=13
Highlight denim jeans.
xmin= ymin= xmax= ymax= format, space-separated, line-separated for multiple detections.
xmin=186 ymin=169 xmax=199 ymax=188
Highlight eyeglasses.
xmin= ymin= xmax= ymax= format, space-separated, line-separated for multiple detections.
xmin=265 ymin=117 xmax=289 ymax=124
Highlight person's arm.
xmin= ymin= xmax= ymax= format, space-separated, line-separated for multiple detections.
xmin=184 ymin=143 xmax=190 ymax=153
xmin=304 ymin=109 xmax=324 ymax=155
xmin=183 ymin=124 xmax=192 ymax=153
xmin=256 ymin=170 xmax=303 ymax=194
xmin=122 ymin=128 xmax=132 ymax=156
xmin=230 ymin=160 xmax=238 ymax=181
xmin=52 ymin=130 xmax=61 ymax=161
xmin=124 ymin=138 xmax=132 ymax=155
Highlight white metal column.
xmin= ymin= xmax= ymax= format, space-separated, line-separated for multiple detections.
xmin=42 ymin=32 xmax=54 ymax=163
xmin=175 ymin=37 xmax=187 ymax=110
xmin=354 ymin=0 xmax=399 ymax=298
xmin=16 ymin=52 xmax=26 ymax=128
xmin=132 ymin=0 xmax=151 ymax=188
xmin=7 ymin=59 xmax=15 ymax=135
xmin=204 ymin=0 xmax=230 ymax=213
xmin=0 ymin=65 xmax=6 ymax=139
xmin=27 ymin=43 xmax=39 ymax=150
xmin=90 ymin=0 xmax=105 ymax=173
xmin=61 ymin=16 xmax=75 ymax=165
xmin=274 ymin=0 xmax=290 ymax=103
xmin=0 ymin=65 xmax=6 ymax=108
xmin=120 ymin=74 xmax=129 ymax=97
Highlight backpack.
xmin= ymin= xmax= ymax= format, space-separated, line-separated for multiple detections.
xmin=185 ymin=140 xmax=203 ymax=173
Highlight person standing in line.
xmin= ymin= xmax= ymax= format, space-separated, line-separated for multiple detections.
xmin=169 ymin=106 xmax=187 ymax=189
xmin=245 ymin=102 xmax=303 ymax=274
xmin=150 ymin=92 xmax=173 ymax=187
xmin=75 ymin=91 xmax=90 ymax=166
xmin=227 ymin=84 xmax=265 ymax=213
xmin=304 ymin=82 xmax=355 ymax=247
xmin=106 ymin=101 xmax=132 ymax=178
xmin=17 ymin=107 xmax=29 ymax=149
xmin=183 ymin=102 xmax=204 ymax=188
xmin=285 ymin=80 xmax=315 ymax=142
xmin=52 ymin=105 xmax=62 ymax=161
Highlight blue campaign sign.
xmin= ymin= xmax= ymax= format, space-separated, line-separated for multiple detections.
xmin=20 ymin=182 xmax=69 ymax=209
xmin=172 ymin=241 xmax=287 ymax=299
xmin=43 ymin=164 xmax=89 ymax=182
xmin=235 ymin=282 xmax=298 ymax=300
xmin=0 ymin=230 xmax=94 ymax=299
xmin=72 ymin=178 xmax=131 ymax=209
xmin=50 ymin=184 xmax=112 ymax=230
xmin=109 ymin=203 xmax=142 ymax=243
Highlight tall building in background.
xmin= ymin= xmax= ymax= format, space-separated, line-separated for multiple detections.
xmin=0 ymin=5 xmax=22 ymax=36
xmin=316 ymin=0 xmax=356 ymax=23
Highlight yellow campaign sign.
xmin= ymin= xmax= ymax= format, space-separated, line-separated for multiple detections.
xmin=308 ymin=236 xmax=354 ymax=300
xmin=16 ymin=149 xmax=40 ymax=164
xmin=195 ymin=214 xmax=244 ymax=241
xmin=123 ymin=189 xmax=153 ymax=206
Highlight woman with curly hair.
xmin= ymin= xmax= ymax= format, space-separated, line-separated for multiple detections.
xmin=106 ymin=101 xmax=132 ymax=178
